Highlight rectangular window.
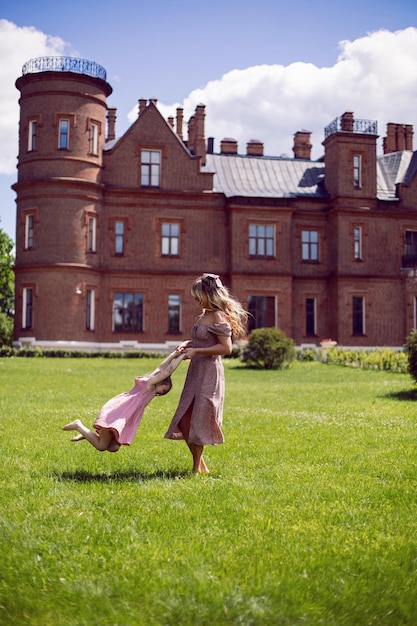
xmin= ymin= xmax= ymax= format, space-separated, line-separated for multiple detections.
xmin=87 ymin=216 xmax=97 ymax=252
xmin=113 ymin=293 xmax=143 ymax=332
xmin=90 ymin=122 xmax=99 ymax=155
xmin=249 ymin=224 xmax=275 ymax=257
xmin=141 ymin=150 xmax=161 ymax=186
xmin=28 ymin=120 xmax=37 ymax=151
xmin=25 ymin=214 xmax=34 ymax=249
xmin=353 ymin=154 xmax=362 ymax=189
xmin=301 ymin=230 xmax=319 ymax=261
xmin=352 ymin=296 xmax=365 ymax=336
xmin=353 ymin=226 xmax=362 ymax=260
xmin=405 ymin=231 xmax=417 ymax=267
xmin=248 ymin=295 xmax=276 ymax=332
xmin=22 ymin=287 xmax=33 ymax=329
xmin=59 ymin=119 xmax=69 ymax=149
xmin=86 ymin=289 xmax=95 ymax=331
xmin=162 ymin=223 xmax=180 ymax=256
xmin=115 ymin=221 xmax=125 ymax=255
xmin=306 ymin=298 xmax=316 ymax=336
xmin=168 ymin=294 xmax=181 ymax=333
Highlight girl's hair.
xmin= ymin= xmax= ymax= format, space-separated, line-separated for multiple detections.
xmin=155 ymin=376 xmax=172 ymax=396
xmin=191 ymin=274 xmax=248 ymax=339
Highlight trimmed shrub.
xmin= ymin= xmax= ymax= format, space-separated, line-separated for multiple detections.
xmin=406 ymin=330 xmax=417 ymax=382
xmin=241 ymin=327 xmax=296 ymax=370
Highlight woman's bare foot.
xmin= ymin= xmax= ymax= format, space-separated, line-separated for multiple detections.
xmin=193 ymin=458 xmax=210 ymax=474
xmin=70 ymin=434 xmax=84 ymax=442
xmin=62 ymin=419 xmax=82 ymax=431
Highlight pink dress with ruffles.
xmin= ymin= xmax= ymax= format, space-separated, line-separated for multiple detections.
xmin=94 ymin=376 xmax=155 ymax=445
xmin=164 ymin=321 xmax=232 ymax=446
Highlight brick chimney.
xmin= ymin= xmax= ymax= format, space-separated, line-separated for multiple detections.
xmin=293 ymin=130 xmax=312 ymax=159
xmin=187 ymin=104 xmax=206 ymax=165
xmin=138 ymin=97 xmax=147 ymax=116
xmin=246 ymin=139 xmax=264 ymax=156
xmin=176 ymin=107 xmax=183 ymax=140
xmin=340 ymin=111 xmax=354 ymax=132
xmin=106 ymin=107 xmax=117 ymax=141
xmin=220 ymin=138 xmax=238 ymax=154
xmin=383 ymin=123 xmax=414 ymax=153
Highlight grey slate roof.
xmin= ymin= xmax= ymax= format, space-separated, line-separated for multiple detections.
xmin=377 ymin=151 xmax=414 ymax=200
xmin=204 ymin=151 xmax=417 ymax=202
xmin=203 ymin=153 xmax=327 ymax=198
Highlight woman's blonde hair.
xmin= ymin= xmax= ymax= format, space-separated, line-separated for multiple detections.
xmin=191 ymin=274 xmax=248 ymax=339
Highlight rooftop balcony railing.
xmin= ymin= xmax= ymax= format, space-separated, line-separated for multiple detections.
xmin=21 ymin=56 xmax=107 ymax=81
xmin=324 ymin=117 xmax=378 ymax=139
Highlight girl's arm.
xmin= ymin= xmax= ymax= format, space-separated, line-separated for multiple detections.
xmin=153 ymin=342 xmax=190 ymax=373
xmin=147 ymin=353 xmax=186 ymax=386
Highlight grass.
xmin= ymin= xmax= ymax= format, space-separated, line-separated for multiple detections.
xmin=0 ymin=357 xmax=416 ymax=625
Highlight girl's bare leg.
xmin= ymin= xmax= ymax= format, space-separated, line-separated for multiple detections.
xmin=62 ymin=420 xmax=117 ymax=452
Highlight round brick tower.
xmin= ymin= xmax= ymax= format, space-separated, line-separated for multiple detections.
xmin=14 ymin=57 xmax=112 ymax=344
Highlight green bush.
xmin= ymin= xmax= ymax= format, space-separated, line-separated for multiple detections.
xmin=405 ymin=330 xmax=417 ymax=382
xmin=241 ymin=327 xmax=296 ymax=369
xmin=0 ymin=312 xmax=13 ymax=346
xmin=327 ymin=346 xmax=408 ymax=374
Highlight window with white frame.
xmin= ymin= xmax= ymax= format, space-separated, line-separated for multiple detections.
xmin=168 ymin=294 xmax=181 ymax=333
xmin=90 ymin=122 xmax=99 ymax=155
xmin=161 ymin=223 xmax=180 ymax=256
xmin=414 ymin=296 xmax=417 ymax=330
xmin=301 ymin=230 xmax=319 ymax=261
xmin=25 ymin=214 xmax=35 ymax=249
xmin=86 ymin=289 xmax=95 ymax=331
xmin=58 ymin=119 xmax=69 ymax=149
xmin=115 ymin=221 xmax=125 ymax=255
xmin=352 ymin=296 xmax=365 ymax=335
xmin=249 ymin=224 xmax=275 ymax=257
xmin=141 ymin=150 xmax=161 ymax=186
xmin=305 ymin=297 xmax=317 ymax=336
xmin=354 ymin=226 xmax=362 ymax=260
xmin=353 ymin=154 xmax=362 ymax=189
xmin=87 ymin=216 xmax=97 ymax=252
xmin=22 ymin=287 xmax=33 ymax=329
xmin=28 ymin=120 xmax=37 ymax=151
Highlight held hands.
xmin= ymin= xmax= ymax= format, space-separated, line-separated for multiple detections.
xmin=175 ymin=340 xmax=192 ymax=354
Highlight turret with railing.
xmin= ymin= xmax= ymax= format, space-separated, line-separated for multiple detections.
xmin=324 ymin=112 xmax=377 ymax=139
xmin=21 ymin=56 xmax=107 ymax=80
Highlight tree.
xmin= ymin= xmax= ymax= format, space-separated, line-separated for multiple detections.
xmin=0 ymin=224 xmax=14 ymax=346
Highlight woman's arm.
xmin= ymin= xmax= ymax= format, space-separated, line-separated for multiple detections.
xmin=184 ymin=333 xmax=232 ymax=359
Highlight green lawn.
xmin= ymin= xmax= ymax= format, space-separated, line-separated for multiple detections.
xmin=0 ymin=357 xmax=416 ymax=625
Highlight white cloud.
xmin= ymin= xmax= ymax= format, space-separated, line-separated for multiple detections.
xmin=0 ymin=19 xmax=71 ymax=174
xmin=149 ymin=27 xmax=417 ymax=159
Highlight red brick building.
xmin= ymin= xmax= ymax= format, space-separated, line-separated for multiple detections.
xmin=13 ymin=56 xmax=417 ymax=350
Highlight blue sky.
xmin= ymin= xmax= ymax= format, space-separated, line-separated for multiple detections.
xmin=1 ymin=0 xmax=416 ymax=241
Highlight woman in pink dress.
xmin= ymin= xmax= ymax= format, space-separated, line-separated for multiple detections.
xmin=63 ymin=348 xmax=185 ymax=452
xmin=165 ymin=274 xmax=247 ymax=474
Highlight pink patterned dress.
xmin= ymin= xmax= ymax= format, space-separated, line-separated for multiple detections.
xmin=164 ymin=321 xmax=232 ymax=446
xmin=94 ymin=376 xmax=155 ymax=446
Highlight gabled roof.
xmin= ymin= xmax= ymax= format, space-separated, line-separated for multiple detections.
xmin=203 ymin=153 xmax=327 ymax=199
xmin=377 ymin=151 xmax=414 ymax=200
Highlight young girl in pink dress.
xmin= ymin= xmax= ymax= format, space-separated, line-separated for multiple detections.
xmin=63 ymin=348 xmax=186 ymax=452
xmin=165 ymin=274 xmax=247 ymax=474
